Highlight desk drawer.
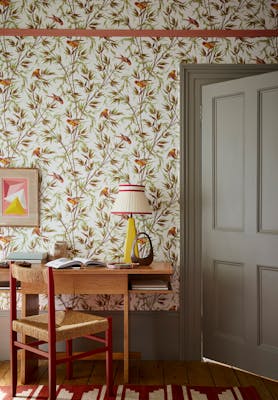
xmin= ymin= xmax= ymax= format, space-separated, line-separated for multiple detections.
xmin=73 ymin=274 xmax=127 ymax=294
xmin=21 ymin=282 xmax=47 ymax=294
xmin=21 ymin=276 xmax=75 ymax=294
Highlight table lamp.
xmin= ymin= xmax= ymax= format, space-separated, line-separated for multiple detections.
xmin=111 ymin=184 xmax=152 ymax=263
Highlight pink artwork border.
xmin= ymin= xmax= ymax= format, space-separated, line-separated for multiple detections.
xmin=0 ymin=169 xmax=39 ymax=227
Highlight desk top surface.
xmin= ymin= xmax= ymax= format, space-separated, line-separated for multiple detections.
xmin=0 ymin=261 xmax=173 ymax=280
xmin=54 ymin=261 xmax=172 ymax=275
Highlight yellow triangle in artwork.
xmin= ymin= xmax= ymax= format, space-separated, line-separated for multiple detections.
xmin=4 ymin=197 xmax=26 ymax=215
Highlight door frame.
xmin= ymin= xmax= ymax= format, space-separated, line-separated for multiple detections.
xmin=179 ymin=64 xmax=278 ymax=361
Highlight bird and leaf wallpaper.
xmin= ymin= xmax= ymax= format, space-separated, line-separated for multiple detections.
xmin=0 ymin=0 xmax=277 ymax=311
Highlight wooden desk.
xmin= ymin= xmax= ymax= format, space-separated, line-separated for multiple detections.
xmin=7 ymin=262 xmax=172 ymax=383
xmin=0 ymin=267 xmax=9 ymax=287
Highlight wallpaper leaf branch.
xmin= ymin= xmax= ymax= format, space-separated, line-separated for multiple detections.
xmin=1 ymin=1 xmax=277 ymax=30
xmin=0 ymin=0 xmax=277 ymax=311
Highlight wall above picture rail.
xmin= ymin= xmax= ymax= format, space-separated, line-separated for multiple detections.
xmin=1 ymin=29 xmax=278 ymax=37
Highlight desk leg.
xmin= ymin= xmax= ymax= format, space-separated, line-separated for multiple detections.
xmin=20 ymin=293 xmax=39 ymax=384
xmin=123 ymin=292 xmax=129 ymax=383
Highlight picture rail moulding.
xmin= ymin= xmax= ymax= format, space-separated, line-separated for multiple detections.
xmin=1 ymin=28 xmax=278 ymax=38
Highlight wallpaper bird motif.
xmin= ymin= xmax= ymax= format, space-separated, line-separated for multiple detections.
xmin=0 ymin=0 xmax=277 ymax=311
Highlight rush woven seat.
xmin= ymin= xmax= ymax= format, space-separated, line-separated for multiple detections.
xmin=13 ymin=310 xmax=109 ymax=342
xmin=10 ymin=263 xmax=113 ymax=400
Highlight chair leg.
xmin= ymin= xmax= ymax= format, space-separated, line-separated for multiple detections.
xmin=106 ymin=317 xmax=113 ymax=399
xmin=48 ymin=340 xmax=57 ymax=400
xmin=10 ymin=332 xmax=17 ymax=397
xmin=66 ymin=339 xmax=73 ymax=379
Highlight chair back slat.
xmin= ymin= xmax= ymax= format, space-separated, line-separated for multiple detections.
xmin=12 ymin=264 xmax=45 ymax=284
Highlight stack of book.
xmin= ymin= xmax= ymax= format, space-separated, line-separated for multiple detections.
xmin=130 ymin=279 xmax=169 ymax=290
xmin=7 ymin=251 xmax=48 ymax=264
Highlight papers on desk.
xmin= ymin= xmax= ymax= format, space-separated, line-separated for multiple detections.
xmin=130 ymin=279 xmax=169 ymax=290
xmin=106 ymin=262 xmax=133 ymax=269
xmin=45 ymin=257 xmax=106 ymax=269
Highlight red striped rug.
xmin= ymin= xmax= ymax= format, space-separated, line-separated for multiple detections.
xmin=0 ymin=384 xmax=261 ymax=399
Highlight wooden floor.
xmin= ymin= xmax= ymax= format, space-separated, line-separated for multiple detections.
xmin=0 ymin=359 xmax=277 ymax=399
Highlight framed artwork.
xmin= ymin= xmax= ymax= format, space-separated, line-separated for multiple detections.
xmin=0 ymin=168 xmax=39 ymax=227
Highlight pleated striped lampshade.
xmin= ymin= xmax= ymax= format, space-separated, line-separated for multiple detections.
xmin=111 ymin=184 xmax=152 ymax=215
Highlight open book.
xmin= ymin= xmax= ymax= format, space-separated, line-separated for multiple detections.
xmin=45 ymin=257 xmax=106 ymax=269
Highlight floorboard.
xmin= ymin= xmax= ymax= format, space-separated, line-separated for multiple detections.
xmin=186 ymin=360 xmax=214 ymax=386
xmin=0 ymin=359 xmax=277 ymax=399
xmin=162 ymin=360 xmax=188 ymax=385
xmin=207 ymin=362 xmax=239 ymax=386
xmin=137 ymin=360 xmax=164 ymax=385
xmin=234 ymin=368 xmax=275 ymax=400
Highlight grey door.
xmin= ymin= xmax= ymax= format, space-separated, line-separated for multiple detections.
xmin=202 ymin=71 xmax=278 ymax=379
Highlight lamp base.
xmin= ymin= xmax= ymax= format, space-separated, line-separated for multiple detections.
xmin=123 ymin=217 xmax=138 ymax=263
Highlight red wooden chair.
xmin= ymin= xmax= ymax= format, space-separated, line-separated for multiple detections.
xmin=10 ymin=263 xmax=114 ymax=399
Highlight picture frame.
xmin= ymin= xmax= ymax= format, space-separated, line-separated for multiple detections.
xmin=0 ymin=168 xmax=39 ymax=227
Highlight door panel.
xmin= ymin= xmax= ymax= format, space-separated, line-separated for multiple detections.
xmin=213 ymin=93 xmax=244 ymax=231
xmin=213 ymin=260 xmax=244 ymax=340
xmin=202 ymin=71 xmax=278 ymax=379
xmin=259 ymin=86 xmax=278 ymax=232
xmin=259 ymin=265 xmax=278 ymax=349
